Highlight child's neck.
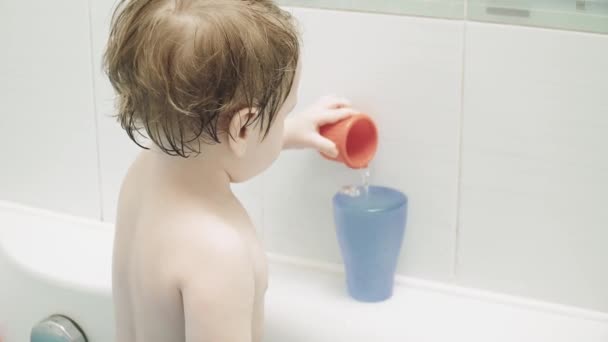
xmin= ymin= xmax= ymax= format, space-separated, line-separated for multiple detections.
xmin=147 ymin=148 xmax=234 ymax=201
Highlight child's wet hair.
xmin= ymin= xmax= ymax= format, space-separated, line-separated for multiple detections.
xmin=104 ymin=0 xmax=300 ymax=157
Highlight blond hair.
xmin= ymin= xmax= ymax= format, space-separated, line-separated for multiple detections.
xmin=104 ymin=0 xmax=300 ymax=157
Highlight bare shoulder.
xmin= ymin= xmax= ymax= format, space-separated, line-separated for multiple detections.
xmin=168 ymin=211 xmax=255 ymax=289
xmin=173 ymin=213 xmax=258 ymax=341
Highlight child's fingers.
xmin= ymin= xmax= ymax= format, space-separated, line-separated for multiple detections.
xmin=318 ymin=107 xmax=358 ymax=125
xmin=311 ymin=134 xmax=339 ymax=158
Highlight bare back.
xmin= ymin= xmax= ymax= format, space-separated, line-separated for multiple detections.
xmin=113 ymin=152 xmax=268 ymax=342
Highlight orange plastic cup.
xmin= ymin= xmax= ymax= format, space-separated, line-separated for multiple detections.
xmin=319 ymin=114 xmax=378 ymax=169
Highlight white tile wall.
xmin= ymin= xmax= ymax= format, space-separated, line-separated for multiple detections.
xmin=458 ymin=22 xmax=608 ymax=311
xmin=0 ymin=0 xmax=100 ymax=218
xmin=263 ymin=8 xmax=463 ymax=280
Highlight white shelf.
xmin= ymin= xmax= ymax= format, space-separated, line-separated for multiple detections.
xmin=279 ymin=0 xmax=608 ymax=33
xmin=469 ymin=0 xmax=608 ymax=34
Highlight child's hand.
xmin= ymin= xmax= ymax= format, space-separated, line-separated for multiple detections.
xmin=283 ymin=96 xmax=358 ymax=158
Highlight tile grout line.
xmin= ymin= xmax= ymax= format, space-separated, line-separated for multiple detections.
xmin=452 ymin=4 xmax=469 ymax=281
xmin=86 ymin=0 xmax=105 ymax=221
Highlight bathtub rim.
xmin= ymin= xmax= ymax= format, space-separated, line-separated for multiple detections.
xmin=1 ymin=199 xmax=607 ymax=325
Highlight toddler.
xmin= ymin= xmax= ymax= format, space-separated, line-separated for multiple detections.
xmin=104 ymin=1 xmax=356 ymax=341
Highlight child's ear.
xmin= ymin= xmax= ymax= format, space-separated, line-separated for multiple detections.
xmin=228 ymin=107 xmax=258 ymax=157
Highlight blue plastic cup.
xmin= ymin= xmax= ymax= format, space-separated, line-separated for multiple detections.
xmin=333 ymin=185 xmax=408 ymax=302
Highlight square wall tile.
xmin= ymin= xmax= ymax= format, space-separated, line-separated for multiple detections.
xmin=264 ymin=8 xmax=463 ymax=280
xmin=0 ymin=0 xmax=100 ymax=218
xmin=458 ymin=22 xmax=608 ymax=312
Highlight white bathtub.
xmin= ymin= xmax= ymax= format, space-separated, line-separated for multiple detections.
xmin=1 ymin=201 xmax=607 ymax=342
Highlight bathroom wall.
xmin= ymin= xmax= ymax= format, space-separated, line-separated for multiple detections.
xmin=0 ymin=0 xmax=607 ymax=312
xmin=0 ymin=1 xmax=101 ymax=217
xmin=459 ymin=22 xmax=608 ymax=311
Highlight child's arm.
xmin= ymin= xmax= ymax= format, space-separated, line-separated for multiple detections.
xmin=179 ymin=225 xmax=256 ymax=342
xmin=283 ymin=96 xmax=358 ymax=157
